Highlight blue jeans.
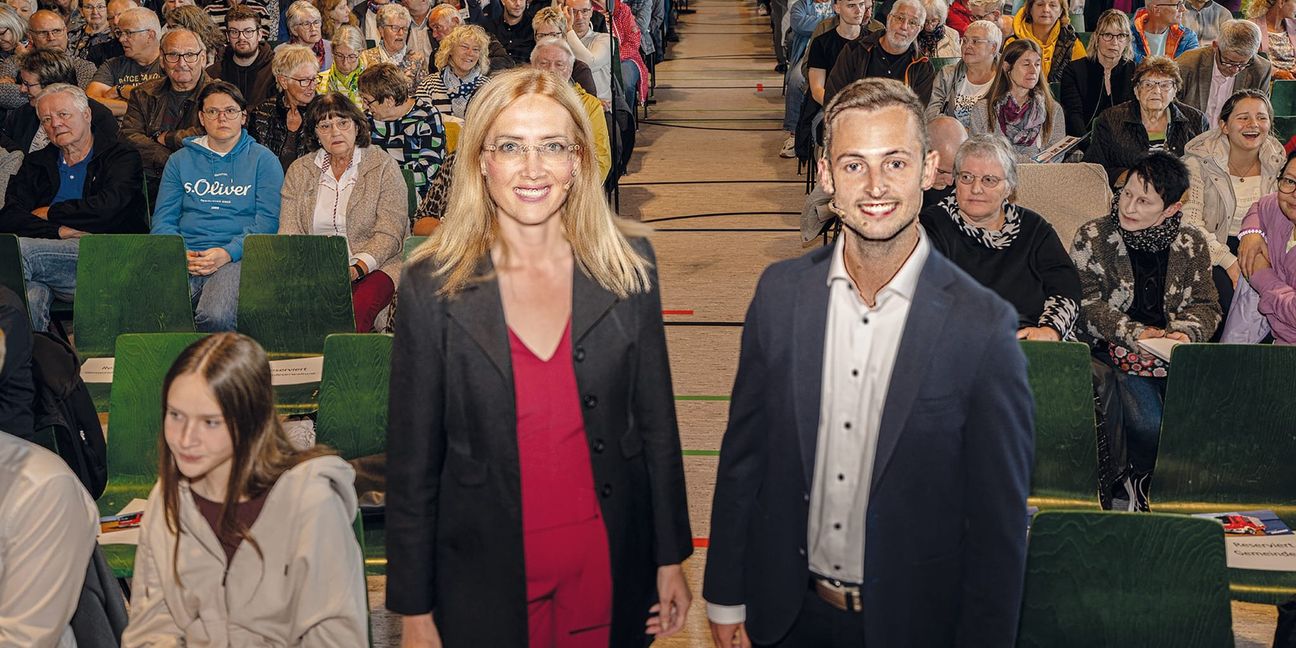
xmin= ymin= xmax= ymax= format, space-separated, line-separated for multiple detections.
xmin=783 ymin=62 xmax=808 ymax=132
xmin=189 ymin=260 xmax=241 ymax=332
xmin=621 ymin=59 xmax=641 ymax=106
xmin=20 ymin=237 xmax=80 ymax=332
xmin=1114 ymin=372 xmax=1167 ymax=474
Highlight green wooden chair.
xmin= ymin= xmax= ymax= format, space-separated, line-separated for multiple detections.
xmin=1272 ymin=79 xmax=1296 ymax=116
xmin=316 ymin=333 xmax=391 ymax=460
xmin=1275 ymin=115 xmax=1296 ymax=144
xmin=1075 ymin=31 xmax=1091 ymax=47
xmin=98 ymin=332 xmax=207 ymax=578
xmin=930 ymin=56 xmax=959 ymax=72
xmin=1048 ymin=81 xmax=1062 ymax=100
xmin=237 ymin=235 xmax=354 ymax=414
xmin=1151 ymin=344 xmax=1296 ymax=603
xmin=0 ymin=234 xmax=29 ymax=315
xmin=75 ymin=235 xmax=196 ymax=411
xmin=1021 ymin=341 xmax=1100 ymax=510
xmin=403 ymin=235 xmax=429 ymax=261
xmin=1016 ymin=512 xmax=1233 ymax=648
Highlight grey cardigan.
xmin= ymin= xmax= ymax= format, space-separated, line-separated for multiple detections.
xmin=1181 ymin=128 xmax=1287 ymax=270
xmin=966 ymin=95 xmax=1067 ymax=162
xmin=279 ymin=147 xmax=409 ymax=285
xmin=925 ymin=62 xmax=967 ymax=121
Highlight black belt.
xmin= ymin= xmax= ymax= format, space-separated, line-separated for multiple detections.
xmin=810 ymin=575 xmax=863 ymax=613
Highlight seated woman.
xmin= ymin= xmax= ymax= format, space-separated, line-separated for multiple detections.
xmin=121 ymin=333 xmax=367 ymax=645
xmin=250 ymin=44 xmax=321 ymax=170
xmin=418 ymin=24 xmax=491 ymax=120
xmin=359 ymin=3 xmax=426 ymax=93
xmin=918 ymin=0 xmax=961 ymax=58
xmin=1183 ymin=90 xmax=1285 ymax=319
xmin=279 ymin=92 xmax=405 ymax=333
xmin=1003 ymin=0 xmax=1085 ymax=83
xmin=967 ymin=39 xmax=1065 ymax=161
xmin=411 ymin=150 xmax=454 ymax=235
xmin=1070 ymin=152 xmax=1220 ymax=510
xmin=920 ymin=133 xmax=1081 ymax=340
xmin=316 ymin=24 xmax=363 ymax=106
xmin=281 ymin=1 xmax=332 ymax=70
xmin=152 ymin=81 xmax=284 ymax=332
xmin=1086 ymin=56 xmax=1209 ymax=187
xmin=1225 ymin=151 xmax=1296 ymax=344
xmin=926 ymin=18 xmax=1001 ymax=126
xmin=1058 ymin=9 xmax=1136 ymax=138
xmin=357 ymin=62 xmax=446 ymax=200
xmin=1250 ymin=0 xmax=1296 ymax=80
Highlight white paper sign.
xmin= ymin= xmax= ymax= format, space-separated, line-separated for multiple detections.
xmin=268 ymin=356 xmax=325 ymax=385
xmin=98 ymin=498 xmax=149 ymax=546
xmin=1224 ymin=535 xmax=1296 ymax=572
xmin=80 ymin=357 xmax=115 ymax=384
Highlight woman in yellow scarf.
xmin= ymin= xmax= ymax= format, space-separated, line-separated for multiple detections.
xmin=1005 ymin=0 xmax=1087 ymax=82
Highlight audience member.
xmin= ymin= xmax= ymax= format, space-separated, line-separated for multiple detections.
xmin=1182 ymin=0 xmax=1230 ymax=43
xmin=1059 ymin=9 xmax=1135 ymax=137
xmin=249 ymin=43 xmax=320 ymax=170
xmin=805 ymin=0 xmax=868 ymax=106
xmin=1182 ymin=89 xmax=1284 ymax=316
xmin=352 ymin=0 xmax=388 ymax=44
xmin=432 ymin=3 xmax=513 ymax=71
xmin=532 ymin=36 xmax=610 ymax=179
xmin=0 ymin=84 xmax=147 ymax=332
xmin=824 ymin=0 xmax=935 ymax=104
xmin=165 ymin=5 xmax=224 ymax=67
xmin=282 ymin=0 xmax=332 ymax=70
xmin=280 ymin=93 xmax=406 ymax=332
xmin=419 ymin=24 xmax=491 ymax=119
xmin=387 ymin=66 xmax=692 ymax=648
xmin=1223 ymin=150 xmax=1296 ymax=343
xmin=945 ymin=0 xmax=975 ymax=34
xmin=926 ymin=18 xmax=999 ymax=124
xmin=0 ymin=288 xmax=32 ymax=438
xmin=313 ymin=0 xmax=355 ymax=38
xmin=45 ymin=0 xmax=86 ymax=37
xmin=120 ymin=333 xmax=367 ymax=644
xmin=0 ymin=6 xmax=25 ymax=69
xmin=83 ymin=0 xmax=131 ymax=65
xmin=204 ymin=0 xmax=276 ymax=40
xmin=1004 ymin=0 xmax=1085 ymax=82
xmin=5 ymin=0 xmax=34 ymax=21
xmin=918 ymin=0 xmax=960 ymax=57
xmin=0 ymin=361 xmax=99 ymax=646
xmin=487 ymin=0 xmax=541 ymax=65
xmin=1248 ymin=0 xmax=1296 ymax=78
xmin=160 ymin=0 xmax=195 ymax=22
xmin=967 ymin=39 xmax=1065 ymax=161
xmin=151 ymin=81 xmax=283 ymax=332
xmin=207 ymin=5 xmax=276 ymax=107
xmin=1132 ymin=0 xmax=1200 ymax=62
xmin=0 ymin=11 xmax=96 ymax=109
xmin=767 ymin=0 xmax=788 ymax=68
xmin=952 ymin=0 xmax=1002 ymax=35
xmin=531 ymin=7 xmax=600 ymax=99
xmin=561 ymin=0 xmax=611 ymax=105
xmin=360 ymin=3 xmax=427 ymax=92
xmin=71 ymin=0 xmax=112 ymax=60
xmin=405 ymin=0 xmax=434 ymax=60
xmin=410 ymin=150 xmax=452 ymax=232
xmin=316 ymin=23 xmax=363 ymax=105
xmin=358 ymin=62 xmax=446 ymax=198
xmin=921 ymin=133 xmax=1082 ymax=339
xmin=779 ymin=0 xmax=835 ymax=155
xmin=923 ymin=113 xmax=967 ymax=205
xmin=605 ymin=0 xmax=648 ymax=106
xmin=120 ymin=28 xmax=212 ymax=178
xmin=1071 ymin=152 xmax=1219 ymax=511
xmin=85 ymin=6 xmax=161 ymax=116
xmin=3 ymin=50 xmax=116 ymax=152
xmin=1086 ymin=55 xmax=1208 ymax=185
xmin=1177 ymin=20 xmax=1271 ymax=124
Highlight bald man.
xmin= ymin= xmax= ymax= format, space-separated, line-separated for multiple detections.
xmin=924 ymin=115 xmax=968 ymax=207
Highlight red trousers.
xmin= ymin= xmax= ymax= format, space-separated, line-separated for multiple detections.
xmin=352 ymin=271 xmax=394 ymax=333
xmin=524 ymin=515 xmax=613 ymax=648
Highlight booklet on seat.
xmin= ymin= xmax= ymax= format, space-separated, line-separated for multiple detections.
xmin=1193 ymin=510 xmax=1296 ymax=572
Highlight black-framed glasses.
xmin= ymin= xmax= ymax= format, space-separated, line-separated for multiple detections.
xmin=283 ymin=74 xmax=316 ymax=88
xmin=226 ymin=26 xmax=259 ymax=39
xmin=162 ymin=50 xmax=203 ymax=64
xmin=201 ymin=106 xmax=244 ymax=119
xmin=1096 ymin=31 xmax=1130 ymax=42
xmin=17 ymin=78 xmax=41 ymax=90
xmin=29 ymin=27 xmax=66 ymax=38
xmin=956 ymin=172 xmax=1003 ymax=188
xmin=113 ymin=27 xmax=150 ymax=39
xmin=1216 ymin=50 xmax=1252 ymax=72
xmin=1278 ymin=176 xmax=1296 ymax=194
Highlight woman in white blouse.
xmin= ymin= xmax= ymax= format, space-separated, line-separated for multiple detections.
xmin=278 ymin=92 xmax=407 ymax=332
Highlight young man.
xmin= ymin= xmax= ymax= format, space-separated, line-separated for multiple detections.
xmin=487 ymin=0 xmax=541 ymax=64
xmin=705 ymin=77 xmax=1033 ymax=647
xmin=806 ymin=0 xmax=871 ymax=106
xmin=823 ymin=0 xmax=935 ymax=104
xmin=205 ymin=5 xmax=276 ymax=107
xmin=85 ymin=6 xmax=162 ymax=116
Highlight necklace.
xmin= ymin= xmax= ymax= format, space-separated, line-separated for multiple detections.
xmin=1228 ymin=156 xmax=1260 ymax=182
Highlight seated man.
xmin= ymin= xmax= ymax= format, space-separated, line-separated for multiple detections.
xmin=1182 ymin=0 xmax=1231 ymax=44
xmin=531 ymin=6 xmax=600 ymax=98
xmin=0 ymin=355 xmax=99 ymax=647
xmin=85 ymin=6 xmax=162 ymax=116
xmin=806 ymin=0 xmax=872 ymax=106
xmin=824 ymin=0 xmax=935 ymax=105
xmin=430 ymin=3 xmax=514 ymax=71
xmin=1132 ymin=0 xmax=1200 ymax=62
xmin=0 ymin=84 xmax=148 ymax=332
xmin=357 ymin=62 xmax=446 ymax=200
xmin=120 ymin=28 xmax=211 ymax=179
xmin=531 ymin=37 xmax=611 ymax=180
xmin=1177 ymin=20 xmax=1272 ymax=124
xmin=205 ymin=5 xmax=275 ymax=107
xmin=562 ymin=0 xmax=611 ymax=105
xmin=0 ymin=11 xmax=98 ymax=110
xmin=486 ymin=0 xmax=542 ymax=65
xmin=2 ymin=50 xmax=117 ymax=152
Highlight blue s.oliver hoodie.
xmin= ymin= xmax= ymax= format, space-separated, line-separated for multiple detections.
xmin=150 ymin=129 xmax=285 ymax=262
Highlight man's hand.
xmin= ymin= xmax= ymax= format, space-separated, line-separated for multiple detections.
xmin=646 ymin=564 xmax=690 ymax=637
xmin=31 ymin=206 xmax=49 ymax=219
xmin=1016 ymin=326 xmax=1060 ymax=341
xmin=710 ymin=621 xmax=752 ymax=648
xmin=58 ymin=225 xmax=85 ymax=239
xmin=186 ymin=248 xmax=232 ymax=276
xmin=400 ymin=613 xmax=443 ymax=647
xmin=155 ymin=132 xmax=168 ymax=147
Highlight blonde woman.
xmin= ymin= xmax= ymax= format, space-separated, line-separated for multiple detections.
xmin=388 ymin=67 xmax=693 ymax=647
xmin=417 ymin=23 xmax=491 ymax=119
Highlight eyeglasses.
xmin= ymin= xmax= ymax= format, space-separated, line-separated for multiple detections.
xmin=113 ymin=27 xmax=150 ymax=39
xmin=335 ymin=52 xmax=360 ymax=62
xmin=315 ymin=118 xmax=356 ymax=132
xmin=1137 ymin=80 xmax=1176 ymax=92
xmin=226 ymin=26 xmax=259 ymax=39
xmin=1153 ymin=1 xmax=1185 ymax=7
xmin=965 ymin=37 xmax=995 ymax=46
xmin=535 ymin=30 xmax=562 ymax=38
xmin=1216 ymin=50 xmax=1252 ymax=71
xmin=956 ymin=172 xmax=1003 ymax=188
xmin=571 ymin=6 xmax=593 ymax=14
xmin=483 ymin=140 xmax=581 ymax=162
xmin=359 ymin=95 xmax=379 ymax=109
xmin=282 ymin=74 xmax=317 ymax=88
xmin=1279 ymin=176 xmax=1296 ymax=194
xmin=29 ymin=27 xmax=66 ymax=38
xmin=888 ymin=14 xmax=922 ymax=28
xmin=17 ymin=78 xmax=41 ymax=90
xmin=162 ymin=50 xmax=204 ymax=63
xmin=292 ymin=19 xmax=322 ymax=28
xmin=201 ymin=106 xmax=244 ymax=119
xmin=379 ymin=23 xmax=409 ymax=32
xmin=1096 ymin=31 xmax=1130 ymax=42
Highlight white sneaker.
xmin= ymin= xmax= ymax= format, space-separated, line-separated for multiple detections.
xmin=757 ymin=4 xmax=769 ymax=15
xmin=779 ymin=134 xmax=796 ymax=158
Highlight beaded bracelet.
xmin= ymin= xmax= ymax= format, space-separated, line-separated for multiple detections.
xmin=1238 ymin=228 xmax=1266 ymax=241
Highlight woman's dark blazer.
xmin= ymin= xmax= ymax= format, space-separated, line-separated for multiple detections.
xmin=385 ymin=238 xmax=694 ymax=647
xmin=1059 ymin=57 xmax=1136 ymax=138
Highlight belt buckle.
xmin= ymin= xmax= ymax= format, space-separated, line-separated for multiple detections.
xmin=814 ymin=577 xmax=863 ymax=613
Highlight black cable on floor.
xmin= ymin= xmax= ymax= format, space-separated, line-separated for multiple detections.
xmin=620 ymin=179 xmax=802 ymax=186
xmin=642 ymin=210 xmax=798 ymax=223
xmin=639 ymin=120 xmax=783 ymax=131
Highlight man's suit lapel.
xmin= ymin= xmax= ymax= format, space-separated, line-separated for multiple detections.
xmin=1194 ymin=53 xmax=1212 ymax=114
xmin=871 ymin=253 xmax=955 ymax=491
xmin=794 ymin=248 xmax=833 ymax=489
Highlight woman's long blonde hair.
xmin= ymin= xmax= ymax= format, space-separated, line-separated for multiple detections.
xmin=410 ymin=67 xmax=652 ymax=298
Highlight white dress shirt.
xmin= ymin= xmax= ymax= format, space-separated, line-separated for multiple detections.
xmin=311 ymin=147 xmax=378 ymax=273
xmin=707 ymin=230 xmax=931 ymax=624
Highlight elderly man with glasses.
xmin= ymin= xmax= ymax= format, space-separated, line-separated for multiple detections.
xmin=0 ymin=11 xmax=96 ymax=109
xmin=120 ymin=28 xmax=212 ymax=178
xmin=1132 ymin=0 xmax=1200 ymax=61
xmin=206 ymin=5 xmax=276 ymax=106
xmin=85 ymin=6 xmax=160 ymax=115
xmin=824 ymin=0 xmax=936 ymax=105
xmin=1177 ymin=19 xmax=1272 ymax=124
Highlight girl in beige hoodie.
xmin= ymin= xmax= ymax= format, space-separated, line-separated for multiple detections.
xmin=122 ymin=333 xmax=368 ymax=647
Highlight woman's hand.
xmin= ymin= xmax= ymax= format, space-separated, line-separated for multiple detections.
xmin=1226 ymin=261 xmax=1241 ymax=287
xmin=1016 ymin=326 xmax=1061 ymax=341
xmin=646 ymin=564 xmax=690 ymax=637
xmin=1164 ymin=331 xmax=1190 ymax=342
xmin=400 ymin=613 xmax=443 ymax=648
xmin=1137 ymin=326 xmax=1165 ymax=340
xmin=186 ymin=248 xmax=232 ymax=276
xmin=1239 ymin=233 xmax=1270 ymax=278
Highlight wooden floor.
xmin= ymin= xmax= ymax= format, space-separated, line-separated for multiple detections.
xmin=367 ymin=0 xmax=1281 ymax=644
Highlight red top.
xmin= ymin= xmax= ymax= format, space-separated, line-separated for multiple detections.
xmin=509 ymin=320 xmax=600 ymax=532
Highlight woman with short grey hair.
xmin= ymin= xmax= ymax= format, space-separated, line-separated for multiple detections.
xmin=282 ymin=0 xmax=332 ymax=70
xmin=919 ymin=133 xmax=1082 ymax=340
xmin=316 ymin=23 xmax=363 ymax=105
xmin=926 ymin=18 xmax=1000 ymax=125
xmin=918 ymin=0 xmax=961 ymax=58
xmin=359 ymin=3 xmax=425 ymax=92
xmin=0 ymin=4 xmax=28 ymax=65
